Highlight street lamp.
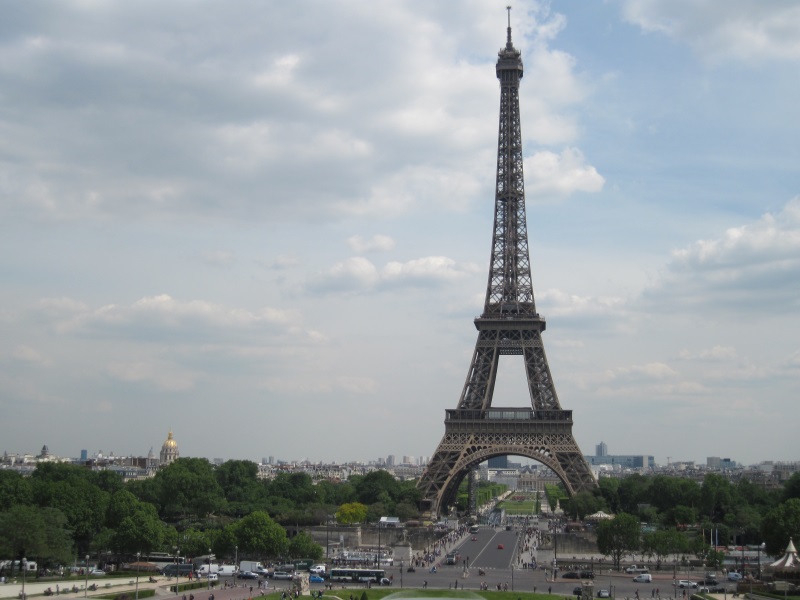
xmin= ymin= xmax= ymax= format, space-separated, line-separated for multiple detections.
xmin=235 ymin=545 xmax=238 ymax=570
xmin=135 ymin=552 xmax=140 ymax=600
xmin=21 ymin=558 xmax=26 ymax=600
xmin=376 ymin=521 xmax=382 ymax=568
xmin=207 ymin=549 xmax=212 ymax=590
xmin=400 ymin=561 xmax=403 ymax=588
xmin=84 ymin=554 xmax=90 ymax=597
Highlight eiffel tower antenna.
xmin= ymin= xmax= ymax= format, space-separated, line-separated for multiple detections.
xmin=417 ymin=12 xmax=597 ymax=519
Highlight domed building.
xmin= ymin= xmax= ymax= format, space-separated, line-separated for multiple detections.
xmin=159 ymin=430 xmax=179 ymax=466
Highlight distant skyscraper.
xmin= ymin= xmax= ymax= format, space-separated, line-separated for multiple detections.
xmin=386 ymin=455 xmax=396 ymax=467
xmin=488 ymin=456 xmax=509 ymax=468
xmin=80 ymin=449 xmax=88 ymax=461
xmin=596 ymin=441 xmax=608 ymax=457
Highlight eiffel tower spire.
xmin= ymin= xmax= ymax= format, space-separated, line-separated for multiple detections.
xmin=417 ymin=12 xmax=596 ymax=519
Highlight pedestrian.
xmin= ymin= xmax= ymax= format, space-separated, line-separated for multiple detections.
xmin=423 ymin=581 xmax=427 ymax=589
xmin=549 ymin=586 xmax=552 ymax=595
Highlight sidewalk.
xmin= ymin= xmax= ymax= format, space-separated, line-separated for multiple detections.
xmin=0 ymin=578 xmax=167 ymax=600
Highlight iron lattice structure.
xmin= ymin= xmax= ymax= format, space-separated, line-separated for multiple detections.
xmin=417 ymin=16 xmax=597 ymax=519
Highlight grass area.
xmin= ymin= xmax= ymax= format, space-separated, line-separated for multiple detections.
xmin=498 ymin=501 xmax=537 ymax=515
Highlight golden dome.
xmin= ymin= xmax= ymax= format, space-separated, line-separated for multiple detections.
xmin=162 ymin=430 xmax=178 ymax=449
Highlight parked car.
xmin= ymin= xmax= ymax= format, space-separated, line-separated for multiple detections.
xmin=562 ymin=572 xmax=580 ymax=579
xmin=309 ymin=575 xmax=324 ymax=583
xmin=674 ymin=580 xmax=697 ymax=589
xmin=237 ymin=571 xmax=258 ymax=580
xmin=206 ymin=574 xmax=218 ymax=582
xmin=597 ymin=590 xmax=610 ymax=598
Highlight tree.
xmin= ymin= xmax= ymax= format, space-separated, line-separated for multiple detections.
xmin=155 ymin=458 xmax=225 ymax=518
xmin=617 ymin=475 xmax=649 ymax=515
xmin=31 ymin=467 xmax=109 ymax=554
xmin=782 ymin=473 xmax=800 ymax=503
xmin=336 ymin=503 xmax=367 ymax=525
xmin=216 ymin=460 xmax=267 ymax=516
xmin=698 ymin=474 xmax=733 ymax=523
xmin=0 ymin=471 xmax=33 ymax=511
xmin=641 ymin=529 xmax=687 ymax=568
xmin=0 ymin=505 xmax=48 ymax=561
xmin=112 ymin=503 xmax=165 ymax=555
xmin=596 ymin=513 xmax=641 ymax=570
xmin=354 ymin=471 xmax=399 ymax=506
xmin=232 ymin=511 xmax=287 ymax=559
xmin=287 ymin=532 xmax=322 ymax=561
xmin=564 ymin=491 xmax=605 ymax=521
xmin=762 ymin=498 xmax=800 ymax=556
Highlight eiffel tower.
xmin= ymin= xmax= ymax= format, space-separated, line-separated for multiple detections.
xmin=417 ymin=10 xmax=597 ymax=519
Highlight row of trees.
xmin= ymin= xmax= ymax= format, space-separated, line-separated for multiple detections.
xmin=564 ymin=473 xmax=800 ymax=560
xmin=0 ymin=459 xmax=422 ymax=570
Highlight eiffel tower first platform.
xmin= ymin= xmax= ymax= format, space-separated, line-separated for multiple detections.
xmin=417 ymin=12 xmax=597 ymax=519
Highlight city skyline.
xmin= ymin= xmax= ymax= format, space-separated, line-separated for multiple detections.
xmin=2 ymin=2 xmax=800 ymax=466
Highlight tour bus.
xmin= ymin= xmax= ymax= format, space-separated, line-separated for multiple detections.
xmin=329 ymin=568 xmax=385 ymax=583
xmin=469 ymin=525 xmax=479 ymax=534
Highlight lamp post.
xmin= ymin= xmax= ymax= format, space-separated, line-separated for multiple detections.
xmin=207 ymin=549 xmax=212 ymax=590
xmin=235 ymin=545 xmax=238 ymax=576
xmin=21 ymin=558 xmax=26 ymax=600
xmin=135 ymin=552 xmax=140 ymax=600
xmin=174 ymin=547 xmax=179 ymax=591
xmin=326 ymin=516 xmax=331 ymax=569
xmin=400 ymin=561 xmax=403 ymax=588
xmin=85 ymin=555 xmax=90 ymax=597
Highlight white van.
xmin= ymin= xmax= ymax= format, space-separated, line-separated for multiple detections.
xmin=218 ymin=565 xmax=238 ymax=576
xmin=633 ymin=574 xmax=653 ymax=583
xmin=197 ymin=564 xmax=220 ymax=575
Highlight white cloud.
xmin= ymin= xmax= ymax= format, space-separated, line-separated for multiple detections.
xmin=200 ymin=250 xmax=235 ymax=267
xmin=524 ymin=148 xmax=605 ymax=200
xmin=12 ymin=345 xmax=51 ymax=366
xmin=107 ymin=360 xmax=197 ymax=392
xmin=310 ymin=255 xmax=479 ymax=294
xmin=621 ymin=1 xmax=800 ymax=63
xmin=40 ymin=294 xmax=314 ymax=343
xmin=643 ymin=197 xmax=800 ymax=313
xmin=677 ymin=345 xmax=737 ymax=361
xmin=346 ymin=234 xmax=396 ymax=253
xmin=538 ymin=288 xmax=626 ymax=318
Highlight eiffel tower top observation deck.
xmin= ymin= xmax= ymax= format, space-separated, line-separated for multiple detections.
xmin=416 ymin=11 xmax=596 ymax=518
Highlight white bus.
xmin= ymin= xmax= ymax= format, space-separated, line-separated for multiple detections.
xmin=329 ymin=568 xmax=385 ymax=583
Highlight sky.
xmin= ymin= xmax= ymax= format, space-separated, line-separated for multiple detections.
xmin=1 ymin=1 xmax=799 ymax=468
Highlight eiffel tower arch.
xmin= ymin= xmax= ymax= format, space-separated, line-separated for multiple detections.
xmin=417 ymin=11 xmax=597 ymax=519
